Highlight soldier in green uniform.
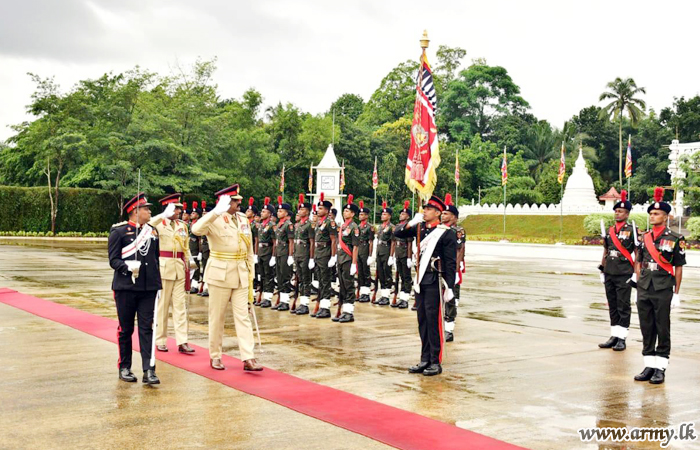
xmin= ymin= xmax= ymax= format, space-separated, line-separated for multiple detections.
xmin=633 ymin=187 xmax=686 ymax=385
xmin=272 ymin=196 xmax=295 ymax=311
xmin=356 ymin=200 xmax=374 ymax=303
xmin=293 ymin=194 xmax=314 ymax=315
xmin=257 ymin=197 xmax=276 ymax=308
xmin=333 ymin=195 xmax=360 ymax=323
xmin=598 ymin=190 xmax=637 ymax=352
xmin=375 ymin=201 xmax=395 ymax=306
xmin=441 ymin=194 xmax=464 ymax=342
xmin=393 ymin=201 xmax=413 ymax=309
xmin=189 ymin=201 xmax=202 ymax=294
xmin=312 ymin=193 xmax=338 ymax=319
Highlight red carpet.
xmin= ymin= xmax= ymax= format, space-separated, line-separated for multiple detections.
xmin=0 ymin=288 xmax=526 ymax=450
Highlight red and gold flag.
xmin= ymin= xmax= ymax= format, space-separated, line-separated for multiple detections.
xmin=557 ymin=142 xmax=566 ymax=184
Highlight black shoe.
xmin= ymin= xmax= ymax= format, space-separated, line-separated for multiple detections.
xmin=634 ymin=367 xmax=655 ymax=381
xmin=277 ymin=302 xmax=290 ymax=311
xmin=649 ymin=369 xmax=665 ymax=384
xmin=358 ymin=294 xmax=370 ymax=303
xmin=411 ymin=303 xmax=418 ymax=311
xmin=338 ymin=312 xmax=354 ymax=323
xmin=294 ymin=305 xmax=309 ymax=315
xmin=598 ymin=336 xmax=618 ymax=349
xmin=260 ymin=300 xmax=272 ymax=308
xmin=423 ymin=364 xmax=442 ymax=376
xmin=189 ymin=287 xmax=198 ymax=294
xmin=271 ymin=302 xmax=280 ymax=310
xmin=119 ymin=368 xmax=137 ymax=383
xmin=445 ymin=331 xmax=454 ymax=342
xmin=397 ymin=300 xmax=409 ymax=309
xmin=390 ymin=299 xmax=399 ymax=307
xmin=143 ymin=370 xmax=160 ymax=385
xmin=377 ymin=297 xmax=390 ymax=306
xmin=612 ymin=339 xmax=626 ymax=351
xmin=331 ymin=314 xmax=340 ymax=322
xmin=408 ymin=361 xmax=430 ymax=373
xmin=315 ymin=308 xmax=331 ymax=319
xmin=201 ymin=291 xmax=209 ymax=297
xmin=253 ymin=299 xmax=262 ymax=306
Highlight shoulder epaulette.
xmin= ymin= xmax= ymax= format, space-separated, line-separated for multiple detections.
xmin=111 ymin=221 xmax=128 ymax=229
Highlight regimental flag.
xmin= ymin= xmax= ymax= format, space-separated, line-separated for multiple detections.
xmin=405 ymin=50 xmax=440 ymax=202
xmin=625 ymin=135 xmax=633 ymax=179
xmin=557 ymin=142 xmax=566 ymax=184
xmin=340 ymin=160 xmax=346 ymax=192
xmin=372 ymin=156 xmax=378 ymax=190
xmin=279 ymin=164 xmax=285 ymax=193
xmin=308 ymin=164 xmax=313 ymax=192
xmin=501 ymin=147 xmax=508 ymax=186
xmin=455 ymin=151 xmax=460 ymax=186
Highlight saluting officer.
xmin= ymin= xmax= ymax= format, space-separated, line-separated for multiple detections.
xmin=257 ymin=197 xmax=276 ymax=308
xmin=441 ymin=194 xmax=464 ymax=342
xmin=375 ymin=202 xmax=395 ymax=306
xmin=149 ymin=194 xmax=196 ymax=355
xmin=191 ymin=184 xmax=262 ymax=372
xmin=633 ymin=187 xmax=685 ymax=385
xmin=598 ymin=190 xmax=637 ymax=352
xmin=356 ymin=200 xmax=375 ymax=303
xmin=394 ymin=195 xmax=457 ymax=377
xmin=293 ymin=194 xmax=315 ymax=315
xmin=108 ymin=193 xmax=162 ymax=385
xmin=272 ymin=196 xmax=295 ymax=311
xmin=393 ymin=201 xmax=414 ymax=309
xmin=333 ymin=195 xmax=360 ymax=323
xmin=312 ymin=193 xmax=338 ymax=319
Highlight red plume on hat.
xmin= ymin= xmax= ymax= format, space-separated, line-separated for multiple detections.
xmin=445 ymin=193 xmax=453 ymax=206
xmin=654 ymin=187 xmax=664 ymax=203
xmin=620 ymin=190 xmax=627 ymax=203
xmin=312 ymin=203 xmax=317 ymax=212
xmin=201 ymin=201 xmax=206 ymax=209
xmin=277 ymin=195 xmax=283 ymax=206
xmin=299 ymin=193 xmax=304 ymax=204
xmin=347 ymin=194 xmax=354 ymax=204
xmin=382 ymin=201 xmax=387 ymax=209
xmin=183 ymin=202 xmax=188 ymax=210
xmin=264 ymin=197 xmax=270 ymax=206
xmin=320 ymin=192 xmax=325 ymax=202
xmin=192 ymin=201 xmax=198 ymax=210
xmin=404 ymin=200 xmax=410 ymax=210
xmin=359 ymin=200 xmax=364 ymax=209
xmin=248 ymin=197 xmax=254 ymax=206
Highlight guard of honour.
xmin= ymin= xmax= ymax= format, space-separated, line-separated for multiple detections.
xmin=109 ymin=182 xmax=683 ymax=383
xmin=598 ymin=187 xmax=685 ymax=384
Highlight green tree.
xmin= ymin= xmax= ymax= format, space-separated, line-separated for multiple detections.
xmin=660 ymin=96 xmax=700 ymax=142
xmin=330 ymin=94 xmax=364 ymax=122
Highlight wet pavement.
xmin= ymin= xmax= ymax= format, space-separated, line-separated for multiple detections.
xmin=1 ymin=238 xmax=699 ymax=450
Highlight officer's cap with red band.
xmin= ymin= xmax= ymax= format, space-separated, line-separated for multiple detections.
xmin=214 ymin=184 xmax=243 ymax=200
xmin=124 ymin=192 xmax=152 ymax=214
xmin=159 ymin=193 xmax=183 ymax=207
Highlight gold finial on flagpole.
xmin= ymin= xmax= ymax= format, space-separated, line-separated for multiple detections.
xmin=420 ymin=30 xmax=430 ymax=49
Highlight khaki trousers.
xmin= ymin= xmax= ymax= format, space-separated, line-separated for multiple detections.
xmin=208 ymin=284 xmax=255 ymax=361
xmin=156 ymin=278 xmax=189 ymax=346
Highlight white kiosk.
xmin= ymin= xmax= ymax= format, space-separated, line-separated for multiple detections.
xmin=310 ymin=144 xmax=345 ymax=210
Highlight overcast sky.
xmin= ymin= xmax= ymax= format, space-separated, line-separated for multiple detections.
xmin=1 ymin=0 xmax=698 ymax=142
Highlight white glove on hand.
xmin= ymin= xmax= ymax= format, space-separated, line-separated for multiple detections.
xmin=444 ymin=288 xmax=455 ymax=302
xmin=408 ymin=212 xmax=424 ymax=228
xmin=459 ymin=261 xmax=465 ymax=273
xmin=407 ymin=258 xmax=413 ymax=269
xmin=197 ymin=252 xmax=202 ymax=261
xmin=253 ymin=254 xmax=258 ymax=265
xmin=212 ymin=195 xmax=231 ymax=215
xmin=163 ymin=203 xmax=177 ymax=219
xmin=367 ymin=256 xmax=375 ymax=266
xmin=671 ymin=293 xmax=680 ymax=310
xmin=328 ymin=256 xmax=337 ymax=267
xmin=388 ymin=256 xmax=396 ymax=267
xmin=269 ymin=256 xmax=276 ymax=267
xmin=350 ymin=264 xmax=357 ymax=276
xmin=287 ymin=256 xmax=294 ymax=266
xmin=308 ymin=259 xmax=315 ymax=270
xmin=599 ymin=273 xmax=606 ymax=284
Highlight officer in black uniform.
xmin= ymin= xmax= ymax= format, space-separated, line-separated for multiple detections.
xmin=598 ymin=190 xmax=637 ymax=351
xmin=441 ymin=194 xmax=464 ymax=342
xmin=633 ymin=187 xmax=686 ymax=385
xmin=393 ymin=201 xmax=413 ymax=309
xmin=108 ymin=193 xmax=162 ymax=385
xmin=293 ymin=194 xmax=314 ymax=315
xmin=375 ymin=202 xmax=395 ymax=305
xmin=394 ymin=195 xmax=457 ymax=376
xmin=356 ymin=200 xmax=374 ymax=303
xmin=257 ymin=197 xmax=276 ymax=308
xmin=312 ymin=193 xmax=338 ymax=318
xmin=272 ymin=196 xmax=295 ymax=311
xmin=333 ymin=195 xmax=360 ymax=323
xmin=189 ymin=201 xmax=202 ymax=294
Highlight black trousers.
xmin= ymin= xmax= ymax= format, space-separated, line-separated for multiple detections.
xmin=276 ymin=254 xmax=293 ymax=293
xmin=316 ymin=255 xmax=332 ymax=300
xmin=397 ymin=256 xmax=413 ymax=293
xmin=338 ymin=259 xmax=355 ymax=305
xmin=357 ymin=248 xmax=371 ymax=288
xmin=603 ymin=274 xmax=632 ymax=328
xmin=637 ymin=282 xmax=672 ymax=358
xmin=416 ymin=282 xmax=444 ymax=365
xmin=377 ymin=252 xmax=392 ymax=290
xmin=445 ymin=284 xmax=460 ymax=323
xmin=295 ymin=253 xmax=311 ymax=297
xmin=114 ymin=290 xmax=157 ymax=372
xmin=259 ymin=253 xmax=275 ymax=293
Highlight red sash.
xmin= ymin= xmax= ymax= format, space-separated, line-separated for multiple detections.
xmin=644 ymin=232 xmax=674 ymax=276
xmin=608 ymin=226 xmax=634 ymax=267
xmin=339 ymin=220 xmax=353 ymax=257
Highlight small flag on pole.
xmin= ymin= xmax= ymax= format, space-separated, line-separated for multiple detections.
xmin=625 ymin=135 xmax=633 ymax=179
xmin=501 ymin=147 xmax=508 ymax=186
xmin=340 ymin=160 xmax=346 ymax=192
xmin=308 ymin=164 xmax=313 ymax=192
xmin=279 ymin=164 xmax=285 ymax=193
xmin=455 ymin=151 xmax=460 ymax=186
xmin=557 ymin=142 xmax=566 ymax=184
xmin=372 ymin=156 xmax=378 ymax=190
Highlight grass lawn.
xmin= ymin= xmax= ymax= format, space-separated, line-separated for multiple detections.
xmin=460 ymin=215 xmax=588 ymax=245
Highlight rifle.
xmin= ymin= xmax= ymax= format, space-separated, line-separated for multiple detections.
xmin=290 ymin=264 xmax=299 ymax=313
xmin=371 ymin=272 xmax=379 ymax=303
xmin=392 ymin=259 xmax=400 ymax=306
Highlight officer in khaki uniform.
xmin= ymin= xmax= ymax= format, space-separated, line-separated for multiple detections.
xmin=356 ymin=201 xmax=374 ymax=303
xmin=148 ymin=194 xmax=196 ymax=355
xmin=312 ymin=193 xmax=337 ymax=319
xmin=272 ymin=196 xmax=295 ymax=311
xmin=375 ymin=202 xmax=395 ymax=305
xmin=191 ymin=184 xmax=262 ymax=372
xmin=394 ymin=201 xmax=414 ymax=309
xmin=256 ymin=197 xmax=276 ymax=307
xmin=293 ymin=194 xmax=314 ymax=315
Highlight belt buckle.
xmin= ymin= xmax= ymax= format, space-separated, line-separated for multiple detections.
xmin=610 ymin=250 xmax=619 ymax=257
xmin=649 ymin=262 xmax=658 ymax=271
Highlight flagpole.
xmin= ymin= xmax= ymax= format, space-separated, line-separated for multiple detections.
xmin=502 ymin=183 xmax=506 ymax=241
xmin=559 ymin=181 xmax=563 ymax=244
xmin=372 ymin=156 xmax=378 ymax=225
xmin=627 ymin=134 xmax=631 ymax=197
xmin=455 ymin=147 xmax=459 ymax=206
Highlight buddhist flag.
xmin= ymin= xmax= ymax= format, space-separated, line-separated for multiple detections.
xmin=625 ymin=135 xmax=633 ymax=179
xmin=340 ymin=160 xmax=346 ymax=192
xmin=372 ymin=156 xmax=378 ymax=190
xmin=279 ymin=164 xmax=285 ymax=193
xmin=501 ymin=147 xmax=508 ymax=186
xmin=557 ymin=142 xmax=566 ymax=184
xmin=455 ymin=151 xmax=460 ymax=186
xmin=308 ymin=164 xmax=313 ymax=192
xmin=405 ymin=48 xmax=440 ymax=202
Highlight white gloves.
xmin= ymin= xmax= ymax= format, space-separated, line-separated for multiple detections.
xmin=407 ymin=258 xmax=413 ymax=269
xmin=197 ymin=252 xmax=202 ymax=261
xmin=599 ymin=273 xmax=606 ymax=284
xmin=308 ymin=259 xmax=315 ymax=270
xmin=350 ymin=264 xmax=357 ymax=276
xmin=287 ymin=256 xmax=294 ymax=266
xmin=269 ymin=256 xmax=276 ymax=267
xmin=328 ymin=256 xmax=337 ymax=267
xmin=253 ymin=254 xmax=258 ymax=264
xmin=163 ymin=203 xmax=177 ymax=219
xmin=671 ymin=293 xmax=680 ymax=310
xmin=444 ymin=288 xmax=454 ymax=302
xmin=388 ymin=256 xmax=396 ymax=267
xmin=367 ymin=256 xmax=375 ymax=266
xmin=213 ymin=195 xmax=231 ymax=215
xmin=408 ymin=212 xmax=424 ymax=227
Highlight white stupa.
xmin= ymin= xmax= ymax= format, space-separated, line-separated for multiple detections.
xmin=560 ymin=147 xmax=600 ymax=211
xmin=309 ymin=144 xmax=345 ymax=210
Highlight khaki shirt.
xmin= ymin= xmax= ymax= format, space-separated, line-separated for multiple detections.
xmin=192 ymin=211 xmax=254 ymax=289
xmin=149 ymin=214 xmax=191 ymax=281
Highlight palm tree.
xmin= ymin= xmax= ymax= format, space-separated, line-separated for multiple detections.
xmin=599 ymin=77 xmax=646 ymax=187
xmin=522 ymin=121 xmax=558 ymax=180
